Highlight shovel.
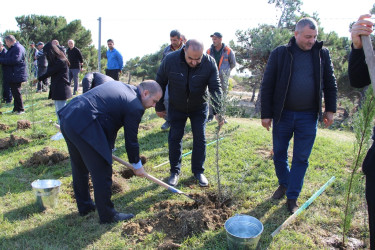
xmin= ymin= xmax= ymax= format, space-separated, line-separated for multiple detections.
xmin=112 ymin=154 xmax=196 ymax=201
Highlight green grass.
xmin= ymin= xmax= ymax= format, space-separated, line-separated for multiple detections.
xmin=0 ymin=92 xmax=368 ymax=249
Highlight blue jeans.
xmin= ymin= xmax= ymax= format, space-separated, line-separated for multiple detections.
xmin=272 ymin=110 xmax=318 ymax=199
xmin=168 ymin=104 xmax=208 ymax=175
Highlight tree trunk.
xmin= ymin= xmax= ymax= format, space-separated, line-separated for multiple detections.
xmin=251 ymin=84 xmax=257 ymax=103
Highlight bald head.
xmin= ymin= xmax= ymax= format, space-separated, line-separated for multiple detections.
xmin=185 ymin=39 xmax=204 ymax=51
xmin=184 ymin=39 xmax=204 ymax=68
xmin=138 ymin=80 xmax=163 ymax=109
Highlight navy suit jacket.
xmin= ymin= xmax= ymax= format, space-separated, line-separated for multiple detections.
xmin=58 ymin=81 xmax=144 ymax=164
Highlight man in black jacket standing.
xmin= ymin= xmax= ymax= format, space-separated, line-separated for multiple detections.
xmin=0 ymin=35 xmax=28 ymax=114
xmin=261 ymin=17 xmax=337 ymax=214
xmin=348 ymin=14 xmax=375 ymax=249
xmin=155 ymin=39 xmax=224 ymax=187
xmin=67 ymin=39 xmax=83 ymax=95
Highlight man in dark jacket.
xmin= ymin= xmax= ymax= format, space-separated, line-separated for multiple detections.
xmin=0 ymin=41 xmax=11 ymax=104
xmin=155 ymin=39 xmax=224 ymax=187
xmin=0 ymin=35 xmax=28 ymax=114
xmin=59 ymin=80 xmax=162 ymax=223
xmin=35 ymin=42 xmax=49 ymax=92
xmin=348 ymin=14 xmax=375 ymax=249
xmin=67 ymin=40 xmax=83 ymax=95
xmin=261 ymin=17 xmax=337 ymax=214
xmin=82 ymin=72 xmax=113 ymax=93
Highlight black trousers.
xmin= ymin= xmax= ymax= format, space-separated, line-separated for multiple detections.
xmin=9 ymin=82 xmax=24 ymax=112
xmin=364 ymin=141 xmax=375 ymax=249
xmin=2 ymin=80 xmax=12 ymax=103
xmin=60 ymin=122 xmax=116 ymax=223
xmin=105 ymin=69 xmax=120 ymax=81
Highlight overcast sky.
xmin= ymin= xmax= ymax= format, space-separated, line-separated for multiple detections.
xmin=0 ymin=0 xmax=374 ymax=62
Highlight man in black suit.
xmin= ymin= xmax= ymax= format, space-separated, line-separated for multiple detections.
xmin=59 ymin=80 xmax=162 ymax=223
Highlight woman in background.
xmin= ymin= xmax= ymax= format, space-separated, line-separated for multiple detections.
xmin=36 ymin=42 xmax=72 ymax=124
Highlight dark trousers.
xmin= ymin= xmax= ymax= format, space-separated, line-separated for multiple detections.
xmin=168 ymin=104 xmax=207 ymax=175
xmin=37 ymin=67 xmax=49 ymax=91
xmin=364 ymin=141 xmax=375 ymax=249
xmin=2 ymin=80 xmax=12 ymax=103
xmin=366 ymin=175 xmax=375 ymax=250
xmin=272 ymin=110 xmax=318 ymax=199
xmin=105 ymin=69 xmax=120 ymax=81
xmin=10 ymin=82 xmax=24 ymax=112
xmin=60 ymin=122 xmax=116 ymax=223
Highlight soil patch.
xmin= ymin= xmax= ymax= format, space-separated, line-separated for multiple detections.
xmin=325 ymin=234 xmax=365 ymax=249
xmin=21 ymin=147 xmax=69 ymax=166
xmin=0 ymin=134 xmax=31 ymax=150
xmin=118 ymin=155 xmax=147 ymax=179
xmin=122 ymin=192 xmax=234 ymax=245
xmin=17 ymin=120 xmax=32 ymax=130
xmin=0 ymin=123 xmax=10 ymax=131
xmin=120 ymin=169 xmax=135 ymax=179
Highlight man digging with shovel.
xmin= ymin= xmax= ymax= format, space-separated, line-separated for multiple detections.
xmin=58 ymin=80 xmax=162 ymax=224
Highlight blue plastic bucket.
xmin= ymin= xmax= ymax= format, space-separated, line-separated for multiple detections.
xmin=224 ymin=214 xmax=263 ymax=249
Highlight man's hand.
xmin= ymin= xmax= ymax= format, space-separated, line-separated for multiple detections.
xmin=156 ymin=111 xmax=166 ymax=118
xmin=323 ymin=111 xmax=334 ymax=128
xmin=351 ymin=14 xmax=373 ymax=49
xmin=32 ymin=79 xmax=38 ymax=84
xmin=261 ymin=118 xmax=272 ymax=131
xmin=133 ymin=166 xmax=146 ymax=177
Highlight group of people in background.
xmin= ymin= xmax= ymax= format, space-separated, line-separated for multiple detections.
xmin=0 ymin=15 xmax=374 ymax=249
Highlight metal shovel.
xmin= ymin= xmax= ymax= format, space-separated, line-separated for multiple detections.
xmin=112 ymin=155 xmax=196 ymax=201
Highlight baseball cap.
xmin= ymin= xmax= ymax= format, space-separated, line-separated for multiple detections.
xmin=36 ymin=42 xmax=44 ymax=46
xmin=210 ymin=32 xmax=222 ymax=38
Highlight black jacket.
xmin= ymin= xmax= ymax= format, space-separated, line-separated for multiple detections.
xmin=348 ymin=46 xmax=375 ymax=176
xmin=0 ymin=41 xmax=28 ymax=84
xmin=39 ymin=58 xmax=72 ymax=100
xmin=261 ymin=37 xmax=337 ymax=124
xmin=67 ymin=47 xmax=83 ymax=69
xmin=348 ymin=46 xmax=370 ymax=88
xmin=58 ymin=81 xmax=144 ymax=165
xmin=155 ymin=49 xmax=222 ymax=113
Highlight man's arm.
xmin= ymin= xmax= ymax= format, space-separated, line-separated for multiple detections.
xmin=322 ymin=49 xmax=337 ymax=115
xmin=117 ymin=51 xmax=124 ymax=70
xmin=229 ymin=49 xmax=236 ymax=70
xmin=349 ymin=14 xmax=373 ymax=88
xmin=155 ymin=59 xmax=169 ymax=113
xmin=260 ymin=49 xmax=278 ymax=120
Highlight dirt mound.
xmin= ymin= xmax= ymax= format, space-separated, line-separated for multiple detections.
xmin=0 ymin=134 xmax=31 ymax=150
xmin=17 ymin=120 xmax=31 ymax=130
xmin=0 ymin=123 xmax=9 ymax=131
xmin=120 ymin=169 xmax=135 ymax=179
xmin=21 ymin=147 xmax=69 ymax=166
xmin=122 ymin=192 xmax=234 ymax=244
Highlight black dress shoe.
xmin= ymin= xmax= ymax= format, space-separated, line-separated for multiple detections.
xmin=167 ymin=173 xmax=179 ymax=186
xmin=113 ymin=212 xmax=134 ymax=222
xmin=101 ymin=212 xmax=134 ymax=224
xmin=194 ymin=173 xmax=209 ymax=187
